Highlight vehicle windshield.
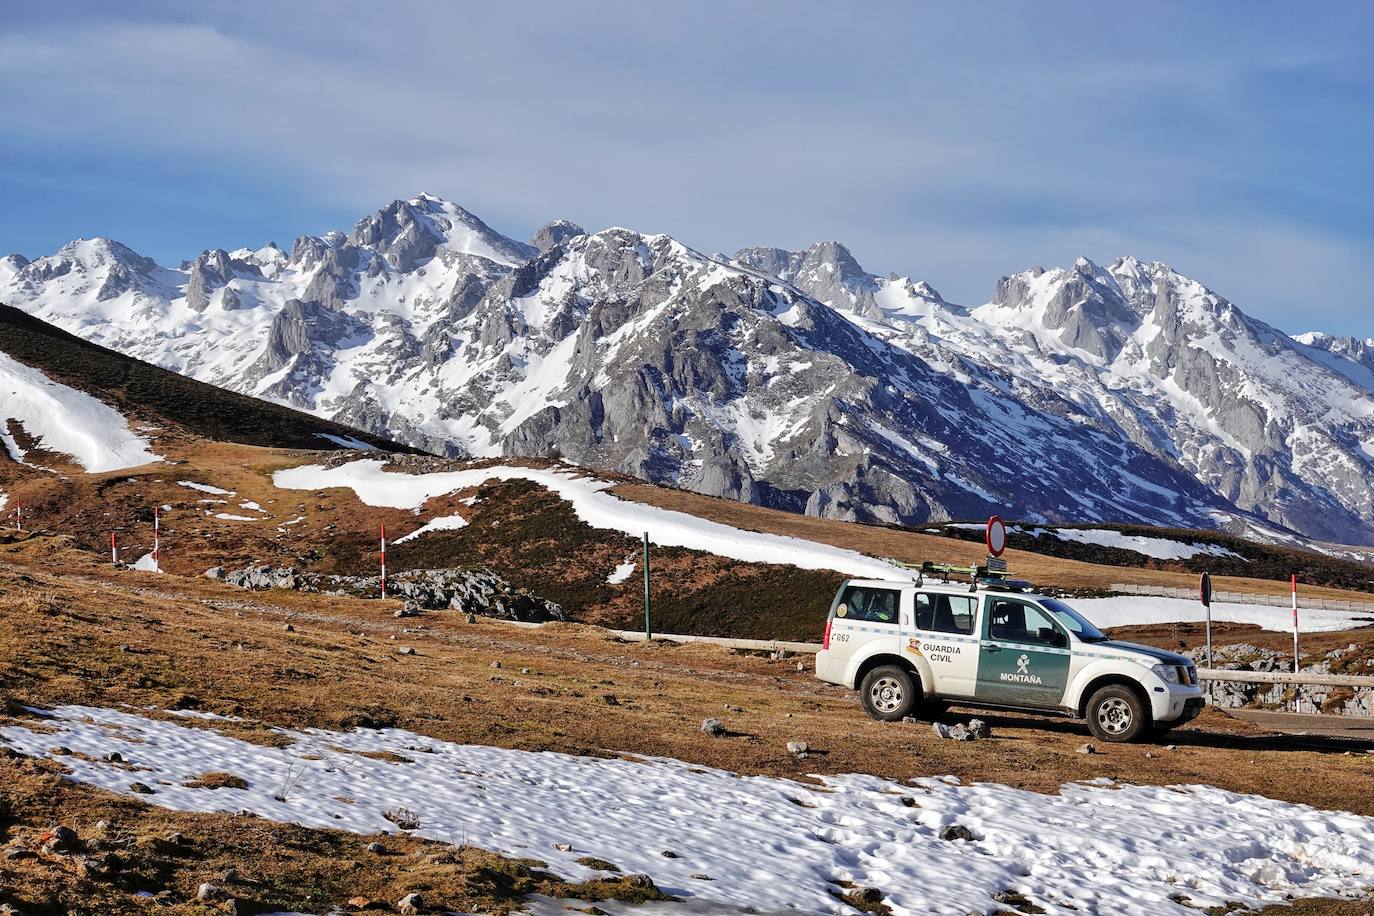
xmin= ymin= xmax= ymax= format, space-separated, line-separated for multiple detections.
xmin=1039 ymin=597 xmax=1109 ymax=642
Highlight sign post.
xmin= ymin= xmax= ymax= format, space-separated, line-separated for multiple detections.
xmin=1291 ymin=574 xmax=1300 ymax=674
xmin=642 ymin=531 xmax=652 ymax=640
xmin=1199 ymin=571 xmax=1213 ymax=668
xmin=380 ymin=524 xmax=388 ymax=599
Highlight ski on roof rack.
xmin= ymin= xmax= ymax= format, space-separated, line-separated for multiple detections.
xmin=888 ymin=558 xmax=1033 ymax=592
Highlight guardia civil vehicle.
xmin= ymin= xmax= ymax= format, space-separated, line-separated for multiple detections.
xmin=815 ymin=560 xmax=1204 ymax=742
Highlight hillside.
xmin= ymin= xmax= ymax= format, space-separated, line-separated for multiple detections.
xmin=2 ymin=535 xmax=1374 ymax=914
xmin=4 ymin=434 xmax=1370 ymax=646
xmin=0 ymin=304 xmax=409 ymax=454
xmin=6 ymin=196 xmax=1374 ymax=546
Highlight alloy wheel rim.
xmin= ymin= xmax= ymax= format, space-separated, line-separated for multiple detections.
xmin=1097 ymin=696 xmax=1132 ymax=735
xmin=870 ymin=676 xmax=904 ymax=713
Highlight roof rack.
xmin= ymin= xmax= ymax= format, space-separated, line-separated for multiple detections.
xmin=889 ymin=558 xmax=1033 ymax=593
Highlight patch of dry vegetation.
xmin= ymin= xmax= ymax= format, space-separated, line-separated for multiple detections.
xmin=0 ymin=756 xmax=668 ymax=914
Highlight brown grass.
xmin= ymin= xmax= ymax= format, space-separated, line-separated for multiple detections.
xmin=1 ymin=538 xmax=1371 ymax=817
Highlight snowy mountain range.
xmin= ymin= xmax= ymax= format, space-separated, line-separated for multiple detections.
xmin=4 ymin=193 xmax=1372 ymax=545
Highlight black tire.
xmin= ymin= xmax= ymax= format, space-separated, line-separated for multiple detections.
xmin=858 ymin=665 xmax=919 ymax=722
xmin=1085 ymin=685 xmax=1149 ymax=743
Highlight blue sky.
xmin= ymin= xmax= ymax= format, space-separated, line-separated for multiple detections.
xmin=2 ymin=1 xmax=1371 ymax=335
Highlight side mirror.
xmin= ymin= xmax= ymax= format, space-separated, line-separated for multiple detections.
xmin=1038 ymin=627 xmax=1066 ymax=647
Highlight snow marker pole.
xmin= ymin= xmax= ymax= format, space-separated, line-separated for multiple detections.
xmin=380 ymin=524 xmax=387 ymax=600
xmin=642 ymin=531 xmax=651 ymax=640
xmin=153 ymin=507 xmax=160 ymax=573
xmin=1291 ymin=574 xmax=1299 ymax=675
xmin=14 ymin=499 xmax=21 ymax=532
xmin=1199 ymin=571 xmax=1213 ymax=669
xmin=111 ymin=531 xmax=118 ymax=565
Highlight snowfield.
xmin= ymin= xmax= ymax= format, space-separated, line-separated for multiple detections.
xmin=945 ymin=524 xmax=1243 ymax=561
xmin=1071 ymin=596 xmax=1372 ymax=633
xmin=4 ymin=706 xmax=1374 ymax=916
xmin=1041 ymin=527 xmax=1242 ymax=561
xmin=274 ymin=460 xmax=903 ymax=579
xmin=0 ymin=351 xmax=161 ymax=472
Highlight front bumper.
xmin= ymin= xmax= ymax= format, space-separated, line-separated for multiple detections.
xmin=1150 ymin=684 xmax=1206 ymax=724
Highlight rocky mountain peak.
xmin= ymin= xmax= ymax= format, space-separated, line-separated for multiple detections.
xmin=531 ymin=219 xmax=587 ymax=253
xmin=6 ymin=196 xmax=1374 ymax=546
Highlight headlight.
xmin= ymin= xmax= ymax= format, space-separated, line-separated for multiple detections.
xmin=1151 ymin=663 xmax=1180 ymax=684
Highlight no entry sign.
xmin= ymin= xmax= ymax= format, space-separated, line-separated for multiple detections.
xmin=986 ymin=516 xmax=1007 ymax=558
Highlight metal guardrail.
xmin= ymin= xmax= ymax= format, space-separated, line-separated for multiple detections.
xmin=608 ymin=629 xmax=821 ymax=654
xmin=1111 ymin=583 xmax=1374 ymax=614
xmin=1197 ymin=668 xmax=1374 ymax=688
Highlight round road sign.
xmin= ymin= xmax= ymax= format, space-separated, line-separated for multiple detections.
xmin=986 ymin=516 xmax=1007 ymax=558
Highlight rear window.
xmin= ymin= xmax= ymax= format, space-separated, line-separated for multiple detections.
xmin=914 ymin=593 xmax=977 ymax=635
xmin=834 ymin=586 xmax=900 ymax=625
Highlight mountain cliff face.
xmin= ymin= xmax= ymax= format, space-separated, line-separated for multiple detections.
xmin=4 ymin=195 xmax=1372 ymax=543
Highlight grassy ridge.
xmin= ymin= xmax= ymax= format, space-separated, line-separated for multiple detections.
xmin=0 ymin=303 xmax=414 ymax=453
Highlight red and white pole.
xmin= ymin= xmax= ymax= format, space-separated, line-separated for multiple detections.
xmin=153 ymin=507 xmax=161 ymax=573
xmin=111 ymin=531 xmax=119 ymax=565
xmin=380 ymin=523 xmax=387 ymax=599
xmin=14 ymin=499 xmax=21 ymax=532
xmin=1291 ymin=574 xmax=1300 ymax=674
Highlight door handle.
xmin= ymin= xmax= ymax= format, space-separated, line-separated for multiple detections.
xmin=983 ymin=644 xmax=1001 ymax=653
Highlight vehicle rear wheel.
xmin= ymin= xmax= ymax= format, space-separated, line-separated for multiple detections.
xmin=1085 ymin=685 xmax=1149 ymax=743
xmin=859 ymin=665 xmax=919 ymax=722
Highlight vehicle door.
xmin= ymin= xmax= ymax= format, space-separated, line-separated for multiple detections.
xmin=828 ymin=583 xmax=902 ymax=672
xmin=975 ymin=596 xmax=1072 ymax=708
xmin=906 ymin=590 xmax=982 ymax=697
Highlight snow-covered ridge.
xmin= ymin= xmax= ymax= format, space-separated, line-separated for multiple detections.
xmin=0 ymin=350 xmax=161 ymax=472
xmin=944 ymin=523 xmax=1243 ymax=562
xmin=273 ymin=460 xmax=902 ymax=578
xmin=4 ymin=705 xmax=1373 ymax=916
xmin=7 ymin=193 xmax=1374 ymax=546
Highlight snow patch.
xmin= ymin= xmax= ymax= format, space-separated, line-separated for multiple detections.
xmin=607 ymin=561 xmax=637 ymax=584
xmin=0 ymin=351 xmax=161 ymax=472
xmin=178 ymin=481 xmax=235 ymax=496
xmin=4 ymin=705 xmax=1374 ymax=916
xmin=273 ymin=460 xmax=902 ymax=578
xmin=1073 ymin=596 xmax=1369 ymax=632
xmin=315 ymin=432 xmax=378 ymax=450
xmin=394 ymin=514 xmax=469 ymax=543
xmin=131 ymin=552 xmax=160 ymax=573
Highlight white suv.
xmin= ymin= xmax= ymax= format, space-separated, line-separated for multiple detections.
xmin=815 ymin=577 xmax=1203 ymax=742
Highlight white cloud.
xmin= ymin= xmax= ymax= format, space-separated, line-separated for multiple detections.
xmin=0 ymin=4 xmax=1369 ymax=335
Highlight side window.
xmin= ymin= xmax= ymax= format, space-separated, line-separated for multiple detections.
xmin=914 ymin=593 xmax=934 ymax=630
xmin=988 ymin=599 xmax=1065 ymax=646
xmin=835 ymin=586 xmax=900 ymax=625
xmin=917 ymin=593 xmax=976 ymax=635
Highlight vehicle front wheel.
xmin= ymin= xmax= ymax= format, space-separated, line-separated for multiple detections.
xmin=859 ymin=665 xmax=919 ymax=722
xmin=1085 ymin=685 xmax=1149 ymax=743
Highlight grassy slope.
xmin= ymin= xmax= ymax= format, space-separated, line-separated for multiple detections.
xmin=0 ymin=539 xmax=1370 ymax=914
xmin=0 ymin=303 xmax=411 ymax=452
xmin=4 ymin=439 xmax=1372 ymax=647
